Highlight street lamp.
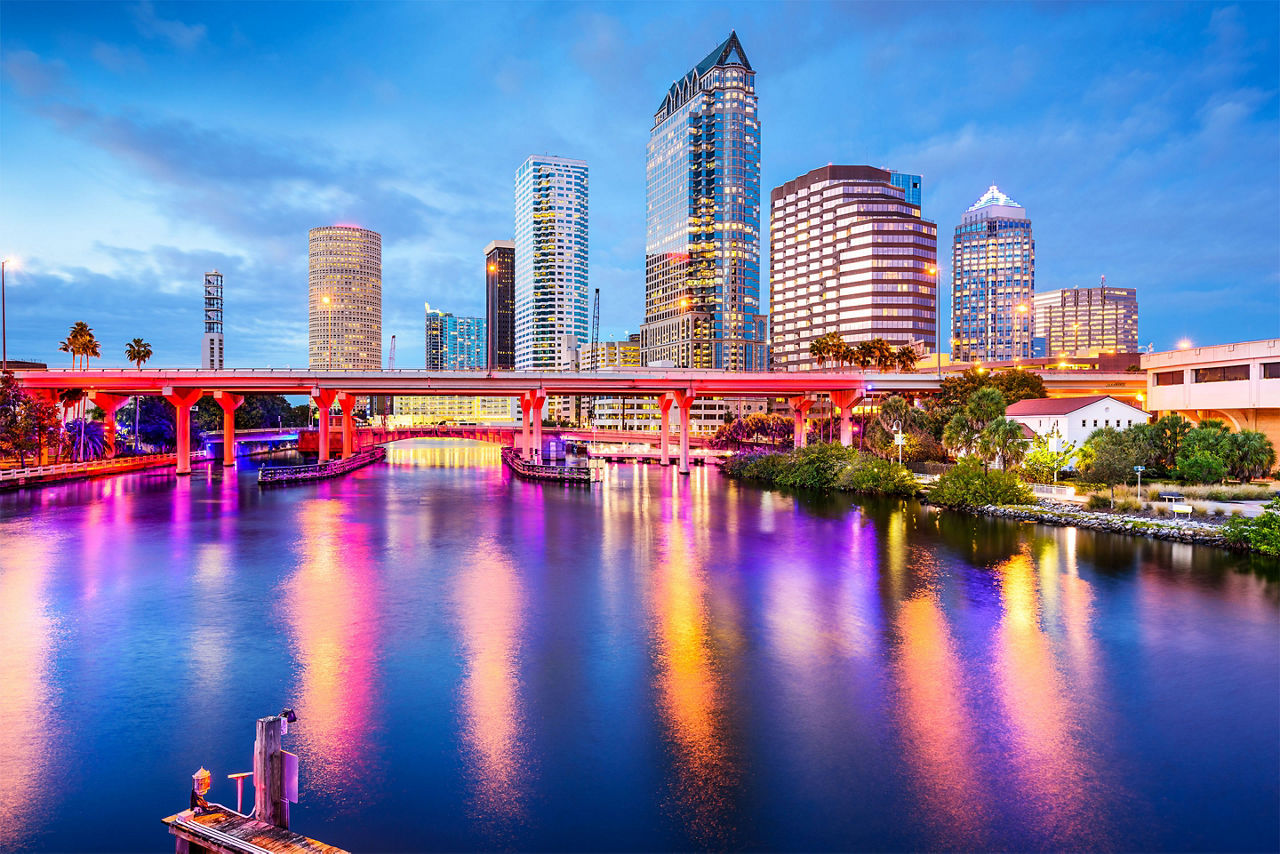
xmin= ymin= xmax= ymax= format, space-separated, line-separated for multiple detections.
xmin=1 ymin=256 xmax=15 ymax=372
xmin=926 ymin=263 xmax=942 ymax=379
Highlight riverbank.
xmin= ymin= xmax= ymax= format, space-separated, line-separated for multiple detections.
xmin=956 ymin=499 xmax=1236 ymax=548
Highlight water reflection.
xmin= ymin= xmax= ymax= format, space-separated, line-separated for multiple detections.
xmin=650 ymin=508 xmax=738 ymax=846
xmin=0 ymin=533 xmax=58 ymax=849
xmin=454 ymin=535 xmax=530 ymax=834
xmin=282 ymin=499 xmax=380 ymax=805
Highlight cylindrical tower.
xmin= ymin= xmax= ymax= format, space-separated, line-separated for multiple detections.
xmin=308 ymin=225 xmax=382 ymax=370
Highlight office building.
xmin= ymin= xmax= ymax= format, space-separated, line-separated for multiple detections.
xmin=770 ymin=165 xmax=938 ymax=370
xmin=201 ymin=270 xmax=224 ymax=369
xmin=951 ymin=186 xmax=1034 ymax=363
xmin=514 ymin=155 xmax=588 ymax=370
xmin=484 ymin=240 xmax=515 ymax=369
xmin=390 ymin=395 xmax=517 ymax=426
xmin=1033 ymin=284 xmax=1139 ymax=358
xmin=309 ymin=225 xmax=382 ymax=370
xmin=889 ymin=172 xmax=922 ymax=207
xmin=425 ymin=303 xmax=486 ymax=370
xmin=580 ymin=333 xmax=642 ymax=371
xmin=639 ymin=31 xmax=768 ymax=371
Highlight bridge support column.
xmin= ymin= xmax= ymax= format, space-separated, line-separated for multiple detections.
xmin=830 ymin=390 xmax=862 ymax=448
xmin=520 ymin=390 xmax=546 ymax=460
xmin=311 ymin=388 xmax=336 ymax=462
xmin=788 ymin=395 xmax=816 ymax=449
xmin=90 ymin=392 xmax=130 ymax=459
xmin=213 ymin=391 xmax=244 ymax=466
xmin=673 ymin=390 xmax=695 ymax=475
xmin=337 ymin=393 xmax=357 ymax=459
xmin=658 ymin=393 xmax=674 ymax=466
xmin=162 ymin=387 xmax=203 ymax=475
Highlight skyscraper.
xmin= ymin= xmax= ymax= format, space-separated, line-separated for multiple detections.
xmin=201 ymin=270 xmax=224 ymax=369
xmin=639 ymin=31 xmax=767 ymax=371
xmin=424 ymin=302 xmax=486 ymax=370
xmin=889 ymin=172 xmax=922 ymax=207
xmin=770 ymin=165 xmax=938 ymax=370
xmin=951 ymin=186 xmax=1034 ymax=362
xmin=1033 ymin=284 xmax=1139 ymax=358
xmin=484 ymin=240 xmax=515 ymax=369
xmin=309 ymin=225 xmax=382 ymax=370
xmin=513 ymin=155 xmax=588 ymax=370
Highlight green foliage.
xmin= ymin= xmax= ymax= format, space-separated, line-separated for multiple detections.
xmin=721 ymin=444 xmax=919 ymax=497
xmin=943 ymin=386 xmax=1008 ymax=459
xmin=0 ymin=372 xmax=64 ymax=466
xmin=1222 ymin=430 xmax=1276 ymax=482
xmin=775 ymin=443 xmax=859 ymax=491
xmin=977 ymin=416 xmax=1029 ymax=469
xmin=1151 ymin=414 xmax=1192 ymax=470
xmin=833 ymin=455 xmax=919 ymax=497
xmin=928 ymin=457 xmax=1035 ymax=508
xmin=1176 ymin=449 xmax=1229 ymax=485
xmin=1085 ymin=494 xmax=1111 ymax=511
xmin=1222 ymin=498 xmax=1280 ymax=557
xmin=1080 ymin=427 xmax=1142 ymax=493
xmin=711 ymin=413 xmax=794 ymax=449
xmin=1022 ymin=433 xmax=1079 ymax=483
xmin=937 ymin=367 xmax=1047 ymax=408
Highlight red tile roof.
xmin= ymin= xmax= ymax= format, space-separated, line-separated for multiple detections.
xmin=1005 ymin=395 xmax=1118 ymax=416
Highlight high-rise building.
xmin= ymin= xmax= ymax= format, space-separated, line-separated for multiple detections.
xmin=424 ymin=303 xmax=486 ymax=370
xmin=309 ymin=225 xmax=382 ymax=370
xmin=484 ymin=240 xmax=515 ymax=370
xmin=889 ymin=171 xmax=922 ymax=207
xmin=770 ymin=165 xmax=938 ymax=371
xmin=201 ymin=270 xmax=224 ymax=369
xmin=580 ymin=333 xmax=641 ymax=371
xmin=1033 ymin=284 xmax=1139 ymax=358
xmin=951 ymin=186 xmax=1034 ymax=362
xmin=513 ymin=155 xmax=588 ymax=370
xmin=639 ymin=31 xmax=767 ymax=371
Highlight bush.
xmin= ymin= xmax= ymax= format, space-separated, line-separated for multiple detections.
xmin=928 ymin=458 xmax=1034 ymax=508
xmin=835 ymin=454 xmax=919 ymax=497
xmin=722 ymin=444 xmax=918 ymax=497
xmin=1222 ymin=498 xmax=1280 ymax=556
xmin=774 ymin=443 xmax=859 ymax=491
xmin=1213 ymin=507 xmax=1225 ymax=517
xmin=1153 ymin=505 xmax=1170 ymax=517
xmin=1086 ymin=494 xmax=1111 ymax=511
xmin=1176 ymin=450 xmax=1228 ymax=485
xmin=1116 ymin=498 xmax=1143 ymax=513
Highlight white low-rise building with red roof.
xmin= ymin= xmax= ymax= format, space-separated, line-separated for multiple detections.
xmin=1005 ymin=394 xmax=1150 ymax=452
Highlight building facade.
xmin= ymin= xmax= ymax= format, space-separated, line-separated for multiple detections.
xmin=889 ymin=172 xmax=922 ymax=207
xmin=513 ymin=156 xmax=588 ymax=370
xmin=951 ymin=186 xmax=1034 ymax=363
xmin=201 ymin=270 xmax=224 ymax=370
xmin=770 ymin=165 xmax=938 ymax=370
xmin=484 ymin=240 xmax=515 ymax=369
xmin=639 ymin=31 xmax=767 ymax=371
xmin=1033 ymin=285 xmax=1139 ymax=358
xmin=390 ymin=395 xmax=517 ymax=426
xmin=424 ymin=303 xmax=486 ymax=370
xmin=580 ymin=333 xmax=642 ymax=371
xmin=308 ymin=225 xmax=382 ymax=370
xmin=1006 ymin=395 xmax=1150 ymax=457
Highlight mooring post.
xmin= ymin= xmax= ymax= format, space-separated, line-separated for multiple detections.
xmin=253 ymin=715 xmax=288 ymax=829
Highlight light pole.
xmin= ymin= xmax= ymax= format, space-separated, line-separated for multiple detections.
xmin=1015 ymin=302 xmax=1029 ymax=361
xmin=927 ymin=264 xmax=942 ymax=379
xmin=1 ymin=257 xmax=12 ymax=372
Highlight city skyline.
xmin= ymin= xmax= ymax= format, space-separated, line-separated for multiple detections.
xmin=1 ymin=2 xmax=1277 ymax=368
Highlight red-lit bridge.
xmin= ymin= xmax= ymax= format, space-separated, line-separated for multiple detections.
xmin=12 ymin=367 xmax=1144 ymax=474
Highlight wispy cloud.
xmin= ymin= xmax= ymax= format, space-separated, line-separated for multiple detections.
xmin=131 ymin=1 xmax=206 ymax=51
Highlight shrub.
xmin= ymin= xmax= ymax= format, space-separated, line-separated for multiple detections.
xmin=1116 ymin=498 xmax=1142 ymax=513
xmin=774 ymin=443 xmax=859 ymax=491
xmin=1231 ymin=509 xmax=1244 ymax=518
xmin=928 ymin=457 xmax=1034 ymax=508
xmin=1176 ymin=450 xmax=1228 ymax=485
xmin=1222 ymin=498 xmax=1280 ymax=556
xmin=1086 ymin=494 xmax=1111 ymax=511
xmin=1153 ymin=505 xmax=1170 ymax=517
xmin=835 ymin=455 xmax=919 ymax=497
xmin=1213 ymin=507 xmax=1225 ymax=517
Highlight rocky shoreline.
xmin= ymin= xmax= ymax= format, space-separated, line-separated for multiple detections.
xmin=946 ymin=499 xmax=1237 ymax=549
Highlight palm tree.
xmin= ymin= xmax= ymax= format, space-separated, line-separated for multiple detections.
xmin=124 ymin=339 xmax=153 ymax=453
xmin=870 ymin=338 xmax=896 ymax=372
xmin=809 ymin=336 xmax=830 ymax=370
xmin=978 ymin=416 xmax=1030 ymax=470
xmin=851 ymin=341 xmax=876 ymax=370
xmin=1226 ymin=430 xmax=1276 ymax=482
xmin=895 ymin=345 xmax=919 ymax=372
xmin=943 ymin=412 xmax=980 ymax=457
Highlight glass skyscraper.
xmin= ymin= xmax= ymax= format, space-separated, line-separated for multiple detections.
xmin=514 ymin=155 xmax=588 ymax=370
xmin=889 ymin=172 xmax=922 ymax=207
xmin=484 ymin=240 xmax=515 ymax=369
xmin=639 ymin=31 xmax=767 ymax=371
xmin=951 ymin=185 xmax=1035 ymax=362
xmin=424 ymin=302 xmax=486 ymax=370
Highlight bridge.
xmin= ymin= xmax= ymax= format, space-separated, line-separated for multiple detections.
xmin=12 ymin=367 xmax=1144 ymax=475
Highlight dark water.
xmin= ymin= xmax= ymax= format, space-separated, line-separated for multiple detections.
xmin=1 ymin=439 xmax=1277 ymax=852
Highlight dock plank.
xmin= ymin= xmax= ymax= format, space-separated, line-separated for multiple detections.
xmin=163 ymin=807 xmax=349 ymax=854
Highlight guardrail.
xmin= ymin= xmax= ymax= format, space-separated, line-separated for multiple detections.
xmin=258 ymin=446 xmax=386 ymax=485
xmin=1030 ymin=483 xmax=1077 ymax=499
xmin=500 ymin=446 xmax=599 ymax=483
xmin=0 ymin=452 xmax=200 ymax=483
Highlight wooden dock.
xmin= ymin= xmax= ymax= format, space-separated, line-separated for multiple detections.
xmin=258 ymin=446 xmax=386 ymax=486
xmin=501 ymin=446 xmax=599 ymax=484
xmin=162 ymin=805 xmax=348 ymax=854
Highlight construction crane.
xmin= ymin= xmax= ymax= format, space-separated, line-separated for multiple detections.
xmin=590 ymin=288 xmax=600 ymax=372
xmin=388 ymin=334 xmax=396 ymax=370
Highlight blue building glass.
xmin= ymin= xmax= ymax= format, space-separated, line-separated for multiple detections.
xmin=889 ymin=172 xmax=922 ymax=207
xmin=425 ymin=302 xmax=487 ymax=370
xmin=639 ymin=32 xmax=767 ymax=371
xmin=951 ymin=186 xmax=1035 ymax=362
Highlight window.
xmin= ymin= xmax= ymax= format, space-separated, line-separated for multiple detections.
xmin=1093 ymin=420 xmax=1098 ymax=427
xmin=1194 ymin=364 xmax=1249 ymax=383
xmin=1263 ymin=362 xmax=1280 ymax=379
xmin=1154 ymin=370 xmax=1184 ymax=386
xmin=1081 ymin=419 xmax=1086 ymax=427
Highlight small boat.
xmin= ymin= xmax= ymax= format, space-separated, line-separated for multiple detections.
xmin=258 ymin=446 xmax=386 ymax=486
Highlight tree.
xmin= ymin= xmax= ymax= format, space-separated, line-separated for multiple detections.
xmin=1176 ymin=421 xmax=1230 ymax=483
xmin=124 ymin=338 xmax=153 ymax=453
xmin=1022 ymin=432 xmax=1079 ymax=484
xmin=869 ymin=338 xmax=896 ymax=371
xmin=1080 ymin=427 xmax=1140 ymax=506
xmin=937 ymin=367 xmax=1047 ymax=407
xmin=0 ymin=373 xmax=63 ymax=467
xmin=851 ymin=341 xmax=877 ymax=370
xmin=894 ymin=345 xmax=919 ymax=372
xmin=977 ymin=416 xmax=1030 ymax=470
xmin=943 ymin=386 xmax=1007 ymax=461
xmin=1223 ymin=430 xmax=1276 ymax=482
xmin=65 ymin=419 xmax=107 ymax=462
xmin=1152 ymin=414 xmax=1192 ymax=470
xmin=809 ymin=335 xmax=831 ymax=370
xmin=1177 ymin=450 xmax=1228 ymax=485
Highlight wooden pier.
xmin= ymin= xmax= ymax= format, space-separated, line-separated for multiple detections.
xmin=162 ymin=805 xmax=348 ymax=854
xmin=258 ymin=446 xmax=385 ymax=486
xmin=501 ymin=446 xmax=599 ymax=484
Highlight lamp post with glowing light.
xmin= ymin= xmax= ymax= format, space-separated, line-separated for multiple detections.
xmin=1015 ymin=302 xmax=1030 ymax=361
xmin=1 ymin=256 xmax=14 ymax=372
xmin=927 ymin=263 xmax=942 ymax=378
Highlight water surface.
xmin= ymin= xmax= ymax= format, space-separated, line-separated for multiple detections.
xmin=0 ymin=439 xmax=1276 ymax=851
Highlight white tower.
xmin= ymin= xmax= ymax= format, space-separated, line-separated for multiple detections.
xmin=202 ymin=271 xmax=224 ymax=369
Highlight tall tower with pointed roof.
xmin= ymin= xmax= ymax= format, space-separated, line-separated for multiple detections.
xmin=639 ymin=32 xmax=767 ymax=371
xmin=951 ymin=185 xmax=1035 ymax=363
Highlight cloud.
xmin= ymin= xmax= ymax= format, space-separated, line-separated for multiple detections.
xmin=0 ymin=50 xmax=69 ymax=98
xmin=90 ymin=42 xmax=148 ymax=74
xmin=132 ymin=1 xmax=207 ymax=50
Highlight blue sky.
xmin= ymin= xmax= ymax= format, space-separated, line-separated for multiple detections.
xmin=2 ymin=1 xmax=1277 ymax=368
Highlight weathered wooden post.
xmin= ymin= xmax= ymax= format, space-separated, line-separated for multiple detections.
xmin=252 ymin=714 xmax=288 ymax=829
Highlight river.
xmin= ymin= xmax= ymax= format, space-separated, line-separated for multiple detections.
xmin=0 ymin=438 xmax=1276 ymax=851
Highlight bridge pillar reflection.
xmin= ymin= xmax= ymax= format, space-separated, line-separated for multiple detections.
xmin=658 ymin=393 xmax=674 ymax=466
xmin=162 ymin=386 xmax=203 ymax=475
xmin=311 ymin=388 xmax=337 ymax=462
xmin=336 ymin=393 xmax=357 ymax=459
xmin=519 ymin=390 xmax=546 ymax=460
xmin=830 ymin=389 xmax=862 ymax=447
xmin=213 ymin=391 xmax=244 ymax=466
xmin=673 ymin=390 xmax=695 ymax=474
xmin=89 ymin=392 xmax=130 ymax=459
xmin=788 ymin=395 xmax=816 ymax=449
